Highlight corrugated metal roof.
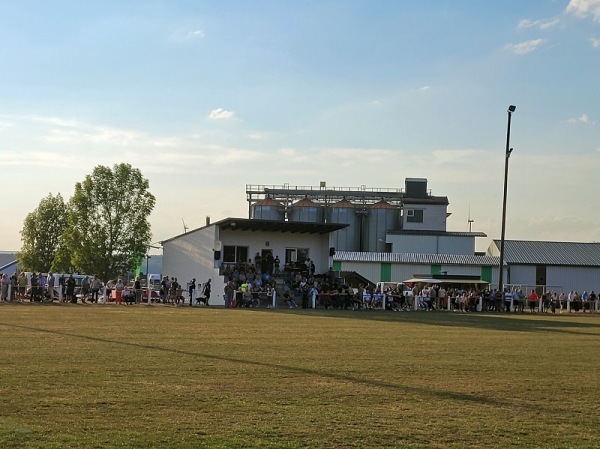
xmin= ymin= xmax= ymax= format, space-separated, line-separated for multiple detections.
xmin=291 ymin=198 xmax=318 ymax=207
xmin=492 ymin=240 xmax=600 ymax=266
xmin=388 ymin=230 xmax=487 ymax=237
xmin=161 ymin=218 xmax=348 ymax=243
xmin=0 ymin=252 xmax=17 ymax=271
xmin=333 ymin=251 xmax=499 ymax=266
xmin=370 ymin=200 xmax=397 ymax=210
xmin=330 ymin=199 xmax=356 ymax=208
xmin=254 ymin=197 xmax=282 ymax=206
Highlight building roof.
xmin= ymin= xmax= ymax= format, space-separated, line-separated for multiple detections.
xmin=492 ymin=240 xmax=600 ymax=266
xmin=0 ymin=252 xmax=17 ymax=270
xmin=402 ymin=196 xmax=449 ymax=205
xmin=388 ymin=230 xmax=487 ymax=238
xmin=218 ymin=218 xmax=347 ymax=234
xmin=334 ymin=251 xmax=499 ymax=266
xmin=161 ymin=218 xmax=348 ymax=243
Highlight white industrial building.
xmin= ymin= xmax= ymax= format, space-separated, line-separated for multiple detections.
xmin=487 ymin=240 xmax=600 ymax=294
xmin=162 ymin=179 xmax=495 ymax=304
xmin=161 ymin=178 xmax=600 ymax=304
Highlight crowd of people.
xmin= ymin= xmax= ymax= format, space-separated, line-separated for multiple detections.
xmin=2 ymin=266 xmax=600 ymax=314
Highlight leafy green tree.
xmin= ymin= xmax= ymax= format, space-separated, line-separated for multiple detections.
xmin=17 ymin=193 xmax=68 ymax=272
xmin=63 ymin=163 xmax=156 ymax=281
xmin=50 ymin=236 xmax=75 ymax=274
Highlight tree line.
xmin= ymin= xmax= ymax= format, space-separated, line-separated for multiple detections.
xmin=18 ymin=163 xmax=156 ymax=281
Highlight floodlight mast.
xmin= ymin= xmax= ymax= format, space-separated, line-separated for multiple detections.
xmin=498 ymin=105 xmax=516 ymax=294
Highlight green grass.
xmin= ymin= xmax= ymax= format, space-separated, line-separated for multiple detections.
xmin=1 ymin=303 xmax=599 ymax=448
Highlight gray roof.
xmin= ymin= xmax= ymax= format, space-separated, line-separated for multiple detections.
xmin=492 ymin=240 xmax=600 ymax=266
xmin=388 ymin=230 xmax=487 ymax=238
xmin=333 ymin=251 xmax=499 ymax=266
xmin=161 ymin=217 xmax=347 ymax=244
xmin=0 ymin=252 xmax=18 ymax=272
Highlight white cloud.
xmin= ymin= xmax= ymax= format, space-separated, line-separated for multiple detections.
xmin=0 ymin=119 xmax=13 ymax=131
xmin=507 ymin=39 xmax=545 ymax=55
xmin=518 ymin=18 xmax=560 ymax=30
xmin=566 ymin=0 xmax=600 ymax=22
xmin=591 ymin=37 xmax=600 ymax=47
xmin=168 ymin=28 xmax=205 ymax=44
xmin=567 ymin=113 xmax=593 ymax=124
xmin=248 ymin=132 xmax=273 ymax=141
xmin=208 ymin=108 xmax=235 ymax=120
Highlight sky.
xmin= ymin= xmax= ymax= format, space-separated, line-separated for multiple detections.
xmin=1 ymin=0 xmax=599 ymax=253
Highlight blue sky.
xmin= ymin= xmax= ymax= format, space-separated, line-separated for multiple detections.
xmin=1 ymin=0 xmax=599 ymax=252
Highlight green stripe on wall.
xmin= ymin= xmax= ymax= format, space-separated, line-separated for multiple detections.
xmin=431 ymin=264 xmax=441 ymax=275
xmin=481 ymin=266 xmax=492 ymax=283
xmin=380 ymin=263 xmax=391 ymax=282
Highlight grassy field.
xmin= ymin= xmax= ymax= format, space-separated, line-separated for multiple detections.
xmin=0 ymin=303 xmax=599 ymax=449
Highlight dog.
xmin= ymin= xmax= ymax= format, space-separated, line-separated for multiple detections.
xmin=195 ymin=296 xmax=209 ymax=306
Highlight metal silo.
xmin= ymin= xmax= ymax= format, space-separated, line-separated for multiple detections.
xmin=365 ymin=200 xmax=399 ymax=252
xmin=327 ymin=198 xmax=360 ymax=252
xmin=288 ymin=197 xmax=324 ymax=223
xmin=251 ymin=197 xmax=284 ymax=221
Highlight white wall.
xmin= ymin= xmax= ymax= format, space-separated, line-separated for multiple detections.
xmin=162 ymin=226 xmax=224 ymax=305
xmin=338 ymin=262 xmax=381 ymax=283
xmin=334 ymin=260 xmax=499 ymax=285
xmin=506 ymin=265 xmax=535 ymax=287
xmin=402 ymin=204 xmax=447 ymax=232
xmin=388 ymin=234 xmax=475 ymax=255
xmin=548 ymin=266 xmax=600 ymax=293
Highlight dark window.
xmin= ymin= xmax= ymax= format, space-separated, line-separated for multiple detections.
xmin=285 ymin=248 xmax=309 ymax=264
xmin=406 ymin=209 xmax=424 ymax=223
xmin=223 ymin=245 xmax=248 ymax=263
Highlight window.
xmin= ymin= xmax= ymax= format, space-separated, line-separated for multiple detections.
xmin=285 ymin=247 xmax=309 ymax=264
xmin=406 ymin=209 xmax=423 ymax=223
xmin=223 ymin=245 xmax=248 ymax=263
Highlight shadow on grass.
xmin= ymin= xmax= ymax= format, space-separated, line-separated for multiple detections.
xmin=271 ymin=307 xmax=600 ymax=336
xmin=0 ymin=319 xmax=567 ymax=415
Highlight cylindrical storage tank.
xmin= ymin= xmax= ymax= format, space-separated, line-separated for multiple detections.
xmin=364 ymin=200 xmax=399 ymax=252
xmin=288 ymin=198 xmax=324 ymax=223
xmin=251 ymin=197 xmax=284 ymax=221
xmin=327 ymin=199 xmax=359 ymax=252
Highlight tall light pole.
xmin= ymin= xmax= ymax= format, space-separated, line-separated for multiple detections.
xmin=498 ymin=105 xmax=516 ymax=294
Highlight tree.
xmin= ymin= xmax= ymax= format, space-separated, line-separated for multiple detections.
xmin=17 ymin=193 xmax=68 ymax=273
xmin=63 ymin=163 xmax=156 ymax=281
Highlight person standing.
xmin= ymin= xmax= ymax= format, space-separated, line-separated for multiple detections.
xmin=589 ymin=291 xmax=598 ymax=313
xmin=30 ymin=272 xmax=39 ymax=302
xmin=438 ymin=286 xmax=447 ymax=310
xmin=188 ymin=278 xmax=196 ymax=306
xmin=202 ymin=279 xmax=211 ymax=306
xmin=90 ymin=275 xmax=102 ymax=303
xmin=81 ymin=276 xmax=90 ymax=303
xmin=114 ymin=278 xmax=125 ymax=304
xmin=224 ymin=280 xmax=234 ymax=308
xmin=18 ymin=272 xmax=27 ymax=301
xmin=47 ymin=273 xmax=55 ymax=302
xmin=0 ymin=273 xmax=8 ymax=301
xmin=528 ymin=290 xmax=538 ymax=313
xmin=274 ymin=256 xmax=281 ymax=275
xmin=58 ymin=274 xmax=66 ymax=301
xmin=134 ymin=277 xmax=142 ymax=304
xmin=266 ymin=252 xmax=274 ymax=275
xmin=66 ymin=274 xmax=76 ymax=303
